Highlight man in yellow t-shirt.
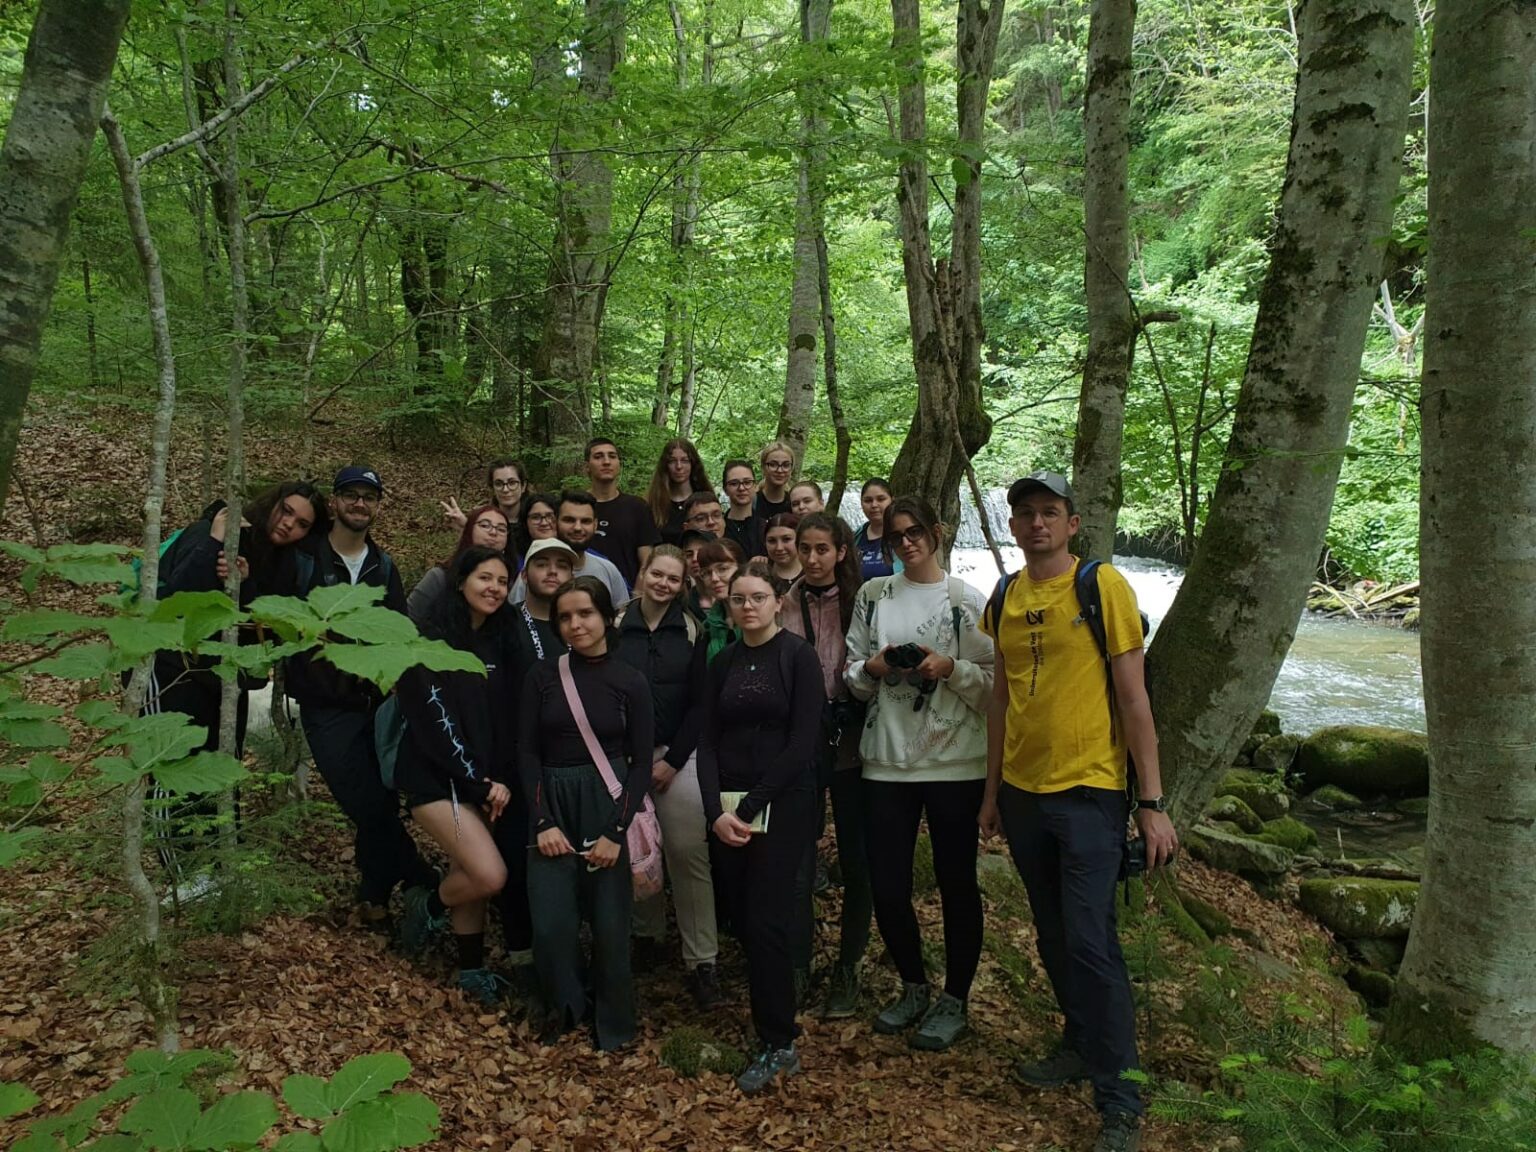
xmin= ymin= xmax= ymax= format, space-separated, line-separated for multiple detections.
xmin=978 ymin=471 xmax=1178 ymax=1152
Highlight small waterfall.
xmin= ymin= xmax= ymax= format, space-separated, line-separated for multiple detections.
xmin=829 ymin=485 xmax=1012 ymax=548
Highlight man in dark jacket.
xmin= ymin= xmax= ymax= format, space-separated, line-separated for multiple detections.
xmin=285 ymin=465 xmax=437 ymax=923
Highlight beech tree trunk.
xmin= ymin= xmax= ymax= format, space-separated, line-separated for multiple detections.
xmin=819 ymin=231 xmax=850 ymax=514
xmin=1389 ymin=0 xmax=1536 ymax=1059
xmin=1148 ymin=0 xmax=1414 ymax=829
xmin=888 ymin=0 xmax=1002 ymax=531
xmin=0 ymin=0 xmax=131 ymax=507
xmin=533 ymin=0 xmax=624 ymax=467
xmin=1070 ymin=0 xmax=1137 ymax=562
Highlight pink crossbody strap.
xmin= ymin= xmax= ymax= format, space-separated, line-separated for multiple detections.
xmin=557 ymin=654 xmax=624 ymax=800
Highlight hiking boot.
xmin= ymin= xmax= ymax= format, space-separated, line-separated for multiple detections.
xmin=1014 ymin=1042 xmax=1091 ymax=1089
xmin=399 ymin=885 xmax=447 ymax=956
xmin=910 ymin=992 xmax=969 ymax=1051
xmin=822 ymin=963 xmax=861 ymax=1019
xmin=1094 ymin=1111 xmax=1142 ymax=1152
xmin=736 ymin=1045 xmax=801 ymax=1094
xmin=457 ymin=968 xmax=511 ymax=1008
xmin=873 ymin=981 xmax=930 ymax=1034
xmin=687 ymin=962 xmax=723 ymax=1011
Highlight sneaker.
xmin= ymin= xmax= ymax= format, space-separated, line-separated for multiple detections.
xmin=457 ymin=968 xmax=511 ymax=1008
xmin=687 ymin=962 xmax=724 ymax=1011
xmin=910 ymin=991 xmax=969 ymax=1051
xmin=1094 ymin=1111 xmax=1142 ymax=1152
xmin=873 ymin=981 xmax=931 ymax=1034
xmin=399 ymin=885 xmax=447 ymax=956
xmin=1014 ymin=1042 xmax=1091 ymax=1088
xmin=736 ymin=1045 xmax=801 ymax=1094
xmin=822 ymin=963 xmax=861 ymax=1019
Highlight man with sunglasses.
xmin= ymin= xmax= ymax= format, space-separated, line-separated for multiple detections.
xmin=285 ymin=465 xmax=438 ymax=927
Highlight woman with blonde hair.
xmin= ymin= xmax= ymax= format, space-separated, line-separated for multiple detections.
xmin=754 ymin=440 xmax=796 ymax=519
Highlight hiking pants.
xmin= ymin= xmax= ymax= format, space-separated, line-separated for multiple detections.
xmin=1000 ymin=783 xmax=1141 ymax=1118
xmin=711 ymin=785 xmax=817 ymax=1050
xmin=791 ymin=737 xmax=873 ymax=972
xmin=633 ymin=752 xmax=718 ymax=968
xmin=301 ymin=705 xmax=437 ymax=906
xmin=491 ymin=786 xmax=534 ymax=954
xmin=862 ymin=777 xmax=985 ymax=1001
xmin=526 ymin=761 xmax=635 ymax=1051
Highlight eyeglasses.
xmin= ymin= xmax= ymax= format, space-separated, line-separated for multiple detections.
xmin=336 ymin=490 xmax=380 ymax=506
xmin=764 ymin=460 xmax=792 ymax=471
xmin=728 ymin=592 xmax=774 ymax=608
xmin=725 ymin=478 xmax=755 ymax=489
xmin=474 ymin=520 xmax=509 ymax=536
xmin=688 ymin=510 xmax=724 ymax=525
xmin=894 ymin=525 xmax=930 ymax=547
xmin=527 ymin=511 xmax=556 ymax=524
xmin=491 ymin=478 xmax=524 ymax=491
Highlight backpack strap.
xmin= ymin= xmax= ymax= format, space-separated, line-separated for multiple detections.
xmin=984 ymin=570 xmax=1018 ymax=636
xmin=946 ymin=575 xmax=965 ymax=655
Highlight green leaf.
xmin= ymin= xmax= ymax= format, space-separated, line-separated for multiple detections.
xmin=6 ymin=778 xmax=41 ymax=808
xmin=153 ymin=752 xmax=246 ymax=796
xmin=0 ymin=610 xmax=103 ymax=641
xmin=117 ymin=1051 xmax=222 ymax=1093
xmin=34 ymin=642 xmax=117 ymax=680
xmin=103 ymin=618 xmax=188 ymax=662
xmin=0 ymin=1081 xmax=39 ymax=1118
xmin=325 ymin=607 xmax=421 ymax=646
xmin=0 ymin=540 xmax=45 ymax=564
xmin=307 ymin=583 xmax=386 ymax=621
xmin=75 ymin=699 xmax=130 ymax=730
xmin=321 ymin=1094 xmax=437 ymax=1152
xmin=93 ymin=755 xmax=142 ymax=785
xmin=26 ymin=753 xmax=73 ymax=783
xmin=951 ymin=155 xmax=974 ymax=186
xmin=151 ymin=592 xmax=245 ymax=648
xmin=187 ymin=1091 xmax=277 ymax=1150
xmin=0 ymin=698 xmax=65 ymax=720
xmin=81 ymin=1136 xmax=144 ymax=1151
xmin=246 ymin=596 xmax=324 ymax=643
xmin=275 ymin=1135 xmax=323 ymax=1152
xmin=0 ymin=827 xmax=44 ymax=866
xmin=45 ymin=544 xmax=134 ymax=588
xmin=118 ymin=1087 xmax=200 ymax=1148
xmin=2 ymin=719 xmax=71 ymax=749
xmin=321 ymin=641 xmax=482 ymax=693
xmin=281 ymin=1074 xmax=334 ymax=1120
xmin=325 ymin=1054 xmax=411 ymax=1112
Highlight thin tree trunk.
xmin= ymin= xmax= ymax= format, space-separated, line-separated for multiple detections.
xmin=1149 ymin=0 xmax=1414 ymax=829
xmin=1389 ymin=0 xmax=1536 ymax=1060
xmin=0 ymin=0 xmax=131 ymax=506
xmin=81 ymin=243 xmax=100 ymax=391
xmin=818 ymin=232 xmax=850 ymax=515
xmin=102 ymin=106 xmax=181 ymax=1054
xmin=677 ymin=313 xmax=698 ymax=440
xmin=1070 ymin=0 xmax=1137 ymax=562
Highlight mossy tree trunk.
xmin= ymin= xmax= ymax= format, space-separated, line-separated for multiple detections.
xmin=1149 ymin=1 xmax=1414 ymax=829
xmin=1070 ymin=0 xmax=1136 ymax=563
xmin=1389 ymin=0 xmax=1536 ymax=1059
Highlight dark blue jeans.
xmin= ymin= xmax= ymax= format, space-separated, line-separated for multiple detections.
xmin=999 ymin=783 xmax=1141 ymax=1117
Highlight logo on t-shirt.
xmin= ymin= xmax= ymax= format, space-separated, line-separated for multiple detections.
xmin=1025 ymin=609 xmax=1045 ymax=626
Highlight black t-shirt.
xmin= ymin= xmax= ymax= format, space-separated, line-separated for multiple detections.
xmin=661 ymin=498 xmax=689 ymax=546
xmin=593 ymin=493 xmax=661 ymax=588
xmin=754 ymin=491 xmax=791 ymax=519
xmin=724 ymin=513 xmax=764 ymax=560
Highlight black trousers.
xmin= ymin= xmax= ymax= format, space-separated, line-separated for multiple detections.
xmin=999 ymin=783 xmax=1141 ymax=1117
xmin=791 ymin=746 xmax=874 ymax=972
xmin=862 ymin=776 xmax=985 ymax=1000
xmin=491 ymin=789 xmax=534 ymax=953
xmin=301 ymin=705 xmax=436 ymax=905
xmin=712 ymin=785 xmax=817 ymax=1049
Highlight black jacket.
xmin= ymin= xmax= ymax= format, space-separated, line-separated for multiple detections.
xmin=613 ymin=600 xmax=706 ymax=770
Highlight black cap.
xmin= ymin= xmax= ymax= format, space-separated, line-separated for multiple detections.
xmin=680 ymin=528 xmax=718 ymax=548
xmin=1007 ymin=470 xmax=1074 ymax=507
xmin=333 ymin=465 xmax=383 ymax=493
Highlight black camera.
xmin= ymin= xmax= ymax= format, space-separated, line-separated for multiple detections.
xmin=1120 ymin=836 xmax=1147 ymax=880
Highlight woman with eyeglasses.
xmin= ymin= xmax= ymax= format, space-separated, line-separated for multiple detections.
xmin=407 ymin=504 xmax=511 ymax=626
xmin=754 ymin=441 xmax=796 ymax=519
xmin=721 ymin=460 xmax=765 ymax=561
xmin=693 ymin=537 xmax=747 ymax=665
xmin=647 ymin=438 xmax=712 ymax=546
xmin=504 ymin=492 xmax=562 ymax=598
xmin=854 ymin=478 xmax=898 ymax=582
xmin=442 ymin=457 xmax=530 ymax=544
xmin=699 ymin=561 xmax=823 ymax=1093
xmin=844 ymin=495 xmax=994 ymax=1053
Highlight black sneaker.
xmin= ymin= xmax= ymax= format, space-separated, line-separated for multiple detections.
xmin=736 ymin=1045 xmax=801 ymax=1094
xmin=1014 ymin=1042 xmax=1091 ymax=1089
xmin=873 ymin=982 xmax=931 ymax=1034
xmin=1094 ymin=1111 xmax=1142 ymax=1152
xmin=398 ymin=885 xmax=446 ymax=956
xmin=687 ymin=962 xmax=724 ymax=1010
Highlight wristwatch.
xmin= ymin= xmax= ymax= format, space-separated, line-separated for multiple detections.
xmin=1136 ymin=796 xmax=1167 ymax=813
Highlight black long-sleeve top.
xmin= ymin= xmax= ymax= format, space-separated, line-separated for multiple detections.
xmin=698 ymin=629 xmax=823 ymax=827
xmin=518 ymin=653 xmax=654 ymax=842
xmin=613 ymin=600 xmax=707 ymax=771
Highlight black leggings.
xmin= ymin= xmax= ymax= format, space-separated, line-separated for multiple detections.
xmin=862 ymin=777 xmax=984 ymax=1001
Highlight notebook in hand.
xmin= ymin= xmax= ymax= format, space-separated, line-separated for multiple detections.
xmin=719 ymin=791 xmax=771 ymax=833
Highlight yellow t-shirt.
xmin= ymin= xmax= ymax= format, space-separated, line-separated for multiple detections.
xmin=980 ymin=559 xmax=1143 ymax=794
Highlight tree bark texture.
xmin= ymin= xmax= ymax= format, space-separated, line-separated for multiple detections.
xmin=888 ymin=0 xmax=1002 ymax=532
xmin=1070 ymin=0 xmax=1137 ymax=563
xmin=819 ymin=231 xmax=850 ymax=514
xmin=533 ymin=0 xmax=624 ymax=469
xmin=0 ymin=0 xmax=131 ymax=508
xmin=1390 ymin=0 xmax=1536 ymax=1060
xmin=1147 ymin=0 xmax=1414 ymax=828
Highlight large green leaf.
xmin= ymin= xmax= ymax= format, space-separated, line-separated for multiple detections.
xmin=321 ymin=641 xmax=483 ymax=693
xmin=246 ymin=595 xmax=325 ymax=642
xmin=187 ymin=1091 xmax=277 ymax=1150
xmin=321 ymin=1094 xmax=437 ymax=1152
xmin=150 ymin=591 xmax=246 ymax=648
xmin=153 ymin=752 xmax=246 ymax=796
xmin=112 ymin=1051 xmax=223 ymax=1099
xmin=25 ymin=753 xmax=72 ymax=783
xmin=103 ymin=618 xmax=188 ymax=662
xmin=0 ymin=698 xmax=65 ymax=721
xmin=33 ymin=642 xmax=117 ymax=680
xmin=0 ymin=540 xmax=45 ymax=564
xmin=0 ymin=609 xmax=103 ymax=641
xmin=6 ymin=778 xmax=41 ymax=808
xmin=325 ymin=1054 xmax=411 ymax=1112
xmin=275 ymin=1134 xmax=323 ymax=1152
xmin=0 ymin=1081 xmax=39 ymax=1118
xmin=0 ymin=827 xmax=44 ymax=867
xmin=92 ymin=755 xmax=142 ymax=785
xmin=1 ymin=719 xmax=71 ymax=749
xmin=325 ymin=607 xmax=421 ymax=646
xmin=103 ymin=712 xmax=208 ymax=772
xmin=118 ymin=1087 xmax=200 ymax=1149
xmin=75 ymin=699 xmax=130 ymax=730
xmin=307 ymin=583 xmax=386 ymax=621
xmin=281 ymin=1074 xmax=333 ymax=1120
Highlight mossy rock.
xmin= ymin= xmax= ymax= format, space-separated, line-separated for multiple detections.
xmin=1400 ymin=607 xmax=1420 ymax=631
xmin=1218 ymin=773 xmax=1291 ymax=821
xmin=1352 ymin=936 xmax=1407 ymax=972
xmin=1252 ymin=708 xmax=1283 ymax=740
xmin=1204 ymin=794 xmax=1263 ymax=834
xmin=1298 ymin=877 xmax=1419 ymax=939
xmin=1395 ymin=796 xmax=1431 ymax=817
xmin=1345 ymin=964 xmax=1395 ymax=1008
xmin=660 ymin=1027 xmax=748 ymax=1078
xmin=1180 ymin=892 xmax=1233 ymax=938
xmin=1296 ymin=725 xmax=1429 ymax=798
xmin=1186 ymin=826 xmax=1294 ymax=878
xmin=1258 ymin=816 xmax=1319 ymax=854
xmin=1253 ymin=733 xmax=1302 ymax=777
xmin=1308 ymin=784 xmax=1365 ymax=811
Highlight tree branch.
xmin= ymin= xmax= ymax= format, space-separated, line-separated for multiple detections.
xmin=135 ymin=47 xmax=312 ymax=169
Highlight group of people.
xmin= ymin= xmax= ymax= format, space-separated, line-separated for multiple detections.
xmin=144 ymin=436 xmax=1177 ymax=1152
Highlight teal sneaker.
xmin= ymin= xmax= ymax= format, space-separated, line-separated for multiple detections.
xmin=736 ymin=1045 xmax=801 ymax=1094
xmin=399 ymin=885 xmax=447 ymax=956
xmin=910 ymin=991 xmax=969 ymax=1051
xmin=457 ymin=968 xmax=511 ymax=1008
xmin=873 ymin=981 xmax=930 ymax=1034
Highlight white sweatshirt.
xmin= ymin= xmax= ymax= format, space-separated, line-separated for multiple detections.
xmin=844 ymin=573 xmax=995 ymax=783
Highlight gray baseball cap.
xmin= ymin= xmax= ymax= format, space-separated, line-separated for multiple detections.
xmin=1007 ymin=470 xmax=1075 ymax=507
xmin=523 ymin=538 xmax=578 ymax=565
